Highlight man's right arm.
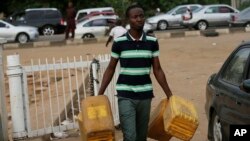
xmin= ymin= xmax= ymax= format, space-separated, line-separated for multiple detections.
xmin=98 ymin=57 xmax=118 ymax=95
xmin=106 ymin=36 xmax=113 ymax=47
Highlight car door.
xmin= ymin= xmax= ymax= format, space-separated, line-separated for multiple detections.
xmin=169 ymin=6 xmax=187 ymax=26
xmin=203 ymin=6 xmax=224 ymax=26
xmin=25 ymin=11 xmax=45 ymax=27
xmin=88 ymin=19 xmax=108 ymax=37
xmin=0 ymin=22 xmax=14 ymax=41
xmin=217 ymin=47 xmax=250 ymax=137
xmin=217 ymin=6 xmax=236 ymax=26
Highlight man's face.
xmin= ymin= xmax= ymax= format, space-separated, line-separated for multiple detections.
xmin=128 ymin=7 xmax=145 ymax=31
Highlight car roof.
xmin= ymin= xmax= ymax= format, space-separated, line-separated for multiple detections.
xmin=25 ymin=8 xmax=59 ymax=11
xmin=85 ymin=15 xmax=116 ymax=21
xmin=77 ymin=15 xmax=116 ymax=24
xmin=203 ymin=4 xmax=234 ymax=7
xmin=77 ymin=7 xmax=114 ymax=13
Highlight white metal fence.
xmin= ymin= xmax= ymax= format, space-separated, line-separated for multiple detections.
xmin=6 ymin=54 xmax=119 ymax=139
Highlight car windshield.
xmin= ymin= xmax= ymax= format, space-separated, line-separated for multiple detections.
xmin=166 ymin=7 xmax=178 ymax=14
xmin=239 ymin=7 xmax=250 ymax=16
xmin=193 ymin=7 xmax=204 ymax=13
xmin=1 ymin=20 xmax=14 ymax=26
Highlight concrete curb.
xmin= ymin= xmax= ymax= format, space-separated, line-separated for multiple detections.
xmin=3 ymin=27 xmax=250 ymax=49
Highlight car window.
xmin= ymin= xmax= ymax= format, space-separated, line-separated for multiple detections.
xmin=190 ymin=6 xmax=200 ymax=11
xmin=78 ymin=12 xmax=87 ymax=20
xmin=175 ymin=7 xmax=187 ymax=15
xmin=221 ymin=48 xmax=250 ymax=85
xmin=0 ymin=22 xmax=6 ymax=27
xmin=13 ymin=12 xmax=25 ymax=21
xmin=219 ymin=6 xmax=234 ymax=13
xmin=91 ymin=19 xmax=107 ymax=26
xmin=205 ymin=7 xmax=218 ymax=13
xmin=26 ymin=11 xmax=44 ymax=20
xmin=45 ymin=10 xmax=60 ymax=19
xmin=240 ymin=7 xmax=250 ymax=17
xmin=102 ymin=10 xmax=113 ymax=12
xmin=193 ymin=7 xmax=204 ymax=13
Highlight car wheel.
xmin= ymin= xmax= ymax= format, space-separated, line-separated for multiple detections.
xmin=82 ymin=33 xmax=95 ymax=39
xmin=157 ymin=20 xmax=168 ymax=30
xmin=42 ymin=25 xmax=55 ymax=36
xmin=197 ymin=21 xmax=208 ymax=30
xmin=211 ymin=112 xmax=223 ymax=141
xmin=16 ymin=33 xmax=29 ymax=44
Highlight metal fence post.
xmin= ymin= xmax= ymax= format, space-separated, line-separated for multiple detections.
xmin=7 ymin=54 xmax=26 ymax=138
xmin=91 ymin=60 xmax=99 ymax=96
xmin=0 ymin=39 xmax=8 ymax=141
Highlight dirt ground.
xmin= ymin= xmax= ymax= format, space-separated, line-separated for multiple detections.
xmin=3 ymin=32 xmax=250 ymax=141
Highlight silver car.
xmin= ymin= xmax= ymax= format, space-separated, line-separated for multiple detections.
xmin=182 ymin=4 xmax=239 ymax=30
xmin=146 ymin=4 xmax=202 ymax=30
xmin=125 ymin=22 xmax=156 ymax=34
xmin=75 ymin=16 xmax=117 ymax=39
xmin=0 ymin=20 xmax=39 ymax=43
xmin=229 ymin=6 xmax=250 ymax=28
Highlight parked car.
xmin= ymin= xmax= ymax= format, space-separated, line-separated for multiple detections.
xmin=0 ymin=20 xmax=39 ymax=43
xmin=75 ymin=7 xmax=115 ymax=21
xmin=205 ymin=41 xmax=250 ymax=141
xmin=5 ymin=8 xmax=65 ymax=36
xmin=75 ymin=16 xmax=117 ymax=39
xmin=125 ymin=22 xmax=156 ymax=35
xmin=182 ymin=4 xmax=239 ymax=30
xmin=146 ymin=4 xmax=202 ymax=30
xmin=77 ymin=11 xmax=118 ymax=24
xmin=229 ymin=6 xmax=250 ymax=28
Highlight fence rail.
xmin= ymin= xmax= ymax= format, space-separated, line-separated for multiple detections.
xmin=6 ymin=54 xmax=119 ymax=139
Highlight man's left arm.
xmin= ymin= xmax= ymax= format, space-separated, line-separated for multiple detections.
xmin=152 ymin=57 xmax=172 ymax=99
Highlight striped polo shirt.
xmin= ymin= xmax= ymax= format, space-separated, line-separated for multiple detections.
xmin=111 ymin=32 xmax=159 ymax=100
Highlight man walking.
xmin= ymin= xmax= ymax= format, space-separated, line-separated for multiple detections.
xmin=65 ymin=1 xmax=76 ymax=40
xmin=98 ymin=4 xmax=172 ymax=141
xmin=105 ymin=19 xmax=127 ymax=47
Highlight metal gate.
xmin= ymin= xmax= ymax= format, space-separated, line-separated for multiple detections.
xmin=6 ymin=54 xmax=119 ymax=139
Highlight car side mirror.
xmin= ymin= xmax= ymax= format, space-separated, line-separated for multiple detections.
xmin=240 ymin=79 xmax=250 ymax=93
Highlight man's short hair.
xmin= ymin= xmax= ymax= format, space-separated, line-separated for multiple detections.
xmin=125 ymin=4 xmax=144 ymax=18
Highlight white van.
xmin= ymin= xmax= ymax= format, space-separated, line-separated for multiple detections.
xmin=75 ymin=7 xmax=114 ymax=21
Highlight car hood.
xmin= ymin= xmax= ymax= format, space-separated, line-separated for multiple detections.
xmin=16 ymin=25 xmax=38 ymax=30
xmin=147 ymin=14 xmax=170 ymax=21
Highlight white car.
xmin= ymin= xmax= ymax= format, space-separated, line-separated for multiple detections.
xmin=147 ymin=4 xmax=202 ymax=30
xmin=0 ymin=20 xmax=39 ymax=43
xmin=182 ymin=4 xmax=239 ymax=30
xmin=125 ymin=22 xmax=156 ymax=34
xmin=75 ymin=16 xmax=117 ymax=39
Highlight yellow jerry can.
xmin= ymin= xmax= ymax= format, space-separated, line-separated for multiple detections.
xmin=77 ymin=95 xmax=115 ymax=141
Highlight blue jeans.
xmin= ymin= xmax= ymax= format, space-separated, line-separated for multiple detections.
xmin=118 ymin=96 xmax=152 ymax=141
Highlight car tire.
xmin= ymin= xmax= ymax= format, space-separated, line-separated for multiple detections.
xmin=42 ymin=25 xmax=55 ymax=36
xmin=16 ymin=33 xmax=29 ymax=44
xmin=211 ymin=112 xmax=223 ymax=141
xmin=82 ymin=33 xmax=95 ymax=39
xmin=157 ymin=20 xmax=168 ymax=30
xmin=202 ymin=30 xmax=219 ymax=37
xmin=196 ymin=21 xmax=208 ymax=30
